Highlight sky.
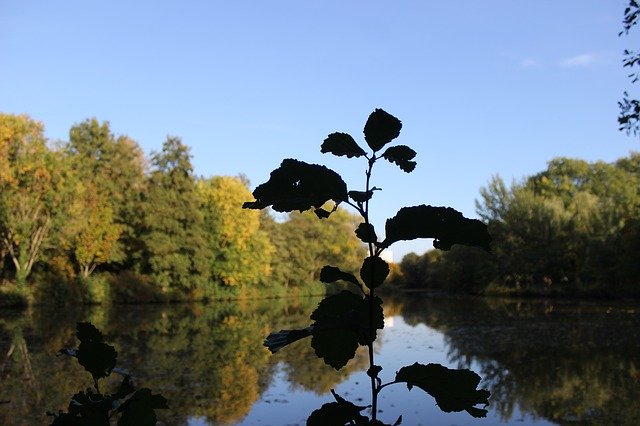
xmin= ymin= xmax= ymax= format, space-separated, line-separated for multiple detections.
xmin=1 ymin=1 xmax=638 ymax=260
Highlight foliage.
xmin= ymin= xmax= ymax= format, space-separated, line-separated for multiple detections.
xmin=137 ymin=137 xmax=208 ymax=293
xmin=47 ymin=322 xmax=167 ymax=425
xmin=197 ymin=176 xmax=273 ymax=287
xmin=0 ymin=114 xmax=72 ymax=287
xmin=245 ymin=109 xmax=491 ymax=424
xmin=396 ymin=154 xmax=640 ymax=296
xmin=66 ymin=118 xmax=147 ymax=268
xmin=619 ymin=1 xmax=640 ymax=136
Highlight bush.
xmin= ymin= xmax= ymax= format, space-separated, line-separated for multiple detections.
xmin=108 ymin=271 xmax=166 ymax=303
xmin=80 ymin=273 xmax=111 ymax=305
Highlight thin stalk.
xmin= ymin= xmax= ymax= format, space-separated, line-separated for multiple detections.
xmin=363 ymin=155 xmax=378 ymax=420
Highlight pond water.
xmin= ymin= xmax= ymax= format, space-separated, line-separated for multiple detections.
xmin=1 ymin=294 xmax=639 ymax=425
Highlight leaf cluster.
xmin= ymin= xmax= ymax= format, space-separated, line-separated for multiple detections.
xmin=48 ymin=322 xmax=168 ymax=425
xmin=245 ymin=109 xmax=491 ymax=424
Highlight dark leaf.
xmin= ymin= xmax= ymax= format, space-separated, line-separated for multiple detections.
xmin=311 ymin=329 xmax=359 ymax=370
xmin=360 ymin=256 xmax=389 ymax=289
xmin=66 ymin=389 xmax=112 ymax=424
xmin=381 ymin=205 xmax=491 ymax=251
xmin=117 ymin=388 xmax=168 ymax=426
xmin=76 ymin=322 xmax=104 ymax=344
xmin=310 ymin=291 xmax=384 ymax=369
xmin=394 ymin=363 xmax=490 ymax=418
xmin=348 ymin=190 xmax=374 ymax=203
xmin=364 ymin=109 xmax=402 ymax=152
xmin=382 ymin=145 xmax=417 ymax=173
xmin=321 ymin=132 xmax=367 ymax=158
xmin=307 ymin=391 xmax=369 ymax=425
xmin=243 ymin=159 xmax=347 ymax=213
xmin=320 ymin=265 xmax=362 ymax=290
xmin=111 ymin=374 xmax=136 ymax=400
xmin=355 ymin=223 xmax=377 ymax=244
xmin=314 ymin=208 xmax=332 ymax=219
xmin=77 ymin=340 xmax=117 ymax=382
xmin=263 ymin=326 xmax=314 ymax=353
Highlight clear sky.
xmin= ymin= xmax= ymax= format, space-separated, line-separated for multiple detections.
xmin=1 ymin=1 xmax=637 ymax=260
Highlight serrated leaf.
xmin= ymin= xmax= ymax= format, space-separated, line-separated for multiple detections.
xmin=364 ymin=109 xmax=402 ymax=152
xmin=307 ymin=392 xmax=369 ymax=426
xmin=320 ymin=265 xmax=361 ymax=290
xmin=74 ymin=322 xmax=117 ymax=382
xmin=321 ymin=132 xmax=367 ymax=158
xmin=312 ymin=329 xmax=360 ymax=370
xmin=382 ymin=145 xmax=417 ymax=173
xmin=395 ymin=363 xmax=490 ymax=418
xmin=360 ymin=256 xmax=389 ymax=289
xmin=381 ymin=205 xmax=491 ymax=251
xmin=117 ymin=388 xmax=168 ymax=426
xmin=76 ymin=322 xmax=104 ymax=343
xmin=77 ymin=340 xmax=117 ymax=382
xmin=310 ymin=291 xmax=384 ymax=368
xmin=243 ymin=159 xmax=347 ymax=213
xmin=355 ymin=223 xmax=377 ymax=244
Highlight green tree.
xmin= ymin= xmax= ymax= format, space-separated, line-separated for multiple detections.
xmin=197 ymin=176 xmax=274 ymax=288
xmin=66 ymin=118 xmax=147 ymax=268
xmin=473 ymin=155 xmax=640 ymax=294
xmin=66 ymin=183 xmax=122 ymax=278
xmin=273 ymin=207 xmax=366 ymax=288
xmin=138 ymin=136 xmax=208 ymax=293
xmin=0 ymin=114 xmax=71 ymax=287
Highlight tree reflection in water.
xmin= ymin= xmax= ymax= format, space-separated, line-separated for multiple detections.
xmin=1 ymin=295 xmax=639 ymax=425
xmin=396 ymin=295 xmax=640 ymax=425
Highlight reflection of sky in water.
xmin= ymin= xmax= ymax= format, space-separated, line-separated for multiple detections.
xmin=189 ymin=316 xmax=557 ymax=426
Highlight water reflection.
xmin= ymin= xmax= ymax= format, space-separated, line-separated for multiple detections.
xmin=1 ymin=295 xmax=639 ymax=425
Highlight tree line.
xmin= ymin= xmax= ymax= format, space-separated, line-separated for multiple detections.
xmin=392 ymin=154 xmax=640 ymax=297
xmin=0 ymin=113 xmax=365 ymax=305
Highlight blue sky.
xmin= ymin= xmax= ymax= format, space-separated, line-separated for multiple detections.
xmin=1 ymin=1 xmax=637 ymax=259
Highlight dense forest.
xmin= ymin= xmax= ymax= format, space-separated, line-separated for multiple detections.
xmin=392 ymin=154 xmax=640 ymax=297
xmin=0 ymin=113 xmax=365 ymax=306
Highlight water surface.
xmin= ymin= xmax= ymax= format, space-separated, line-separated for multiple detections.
xmin=1 ymin=294 xmax=638 ymax=425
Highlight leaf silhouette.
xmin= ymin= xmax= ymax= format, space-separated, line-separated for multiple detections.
xmin=364 ymin=109 xmax=402 ymax=152
xmin=360 ymin=256 xmax=389 ymax=289
xmin=310 ymin=291 xmax=384 ymax=369
xmin=73 ymin=322 xmax=117 ymax=382
xmin=117 ymin=388 xmax=169 ymax=426
xmin=382 ymin=145 xmax=417 ymax=173
xmin=321 ymin=132 xmax=366 ymax=158
xmin=355 ymin=223 xmax=377 ymax=244
xmin=307 ymin=391 xmax=369 ymax=425
xmin=394 ymin=363 xmax=490 ymax=418
xmin=320 ymin=265 xmax=362 ymax=290
xmin=381 ymin=205 xmax=491 ymax=251
xmin=243 ymin=159 xmax=347 ymax=212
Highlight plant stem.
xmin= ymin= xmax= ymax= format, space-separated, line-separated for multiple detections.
xmin=363 ymin=155 xmax=378 ymax=421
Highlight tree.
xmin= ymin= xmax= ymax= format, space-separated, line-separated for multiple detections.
xmin=66 ymin=183 xmax=122 ymax=278
xmin=619 ymin=1 xmax=640 ymax=136
xmin=0 ymin=114 xmax=70 ymax=287
xmin=197 ymin=176 xmax=273 ymax=287
xmin=138 ymin=136 xmax=208 ymax=293
xmin=274 ymin=207 xmax=366 ymax=287
xmin=66 ymin=118 xmax=147 ymax=268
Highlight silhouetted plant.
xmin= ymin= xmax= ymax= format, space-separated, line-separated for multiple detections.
xmin=244 ymin=109 xmax=492 ymax=424
xmin=47 ymin=322 xmax=168 ymax=425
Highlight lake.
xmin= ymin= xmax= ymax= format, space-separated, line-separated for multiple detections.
xmin=1 ymin=294 xmax=639 ymax=425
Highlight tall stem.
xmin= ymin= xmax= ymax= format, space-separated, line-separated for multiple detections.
xmin=363 ymin=155 xmax=378 ymax=420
